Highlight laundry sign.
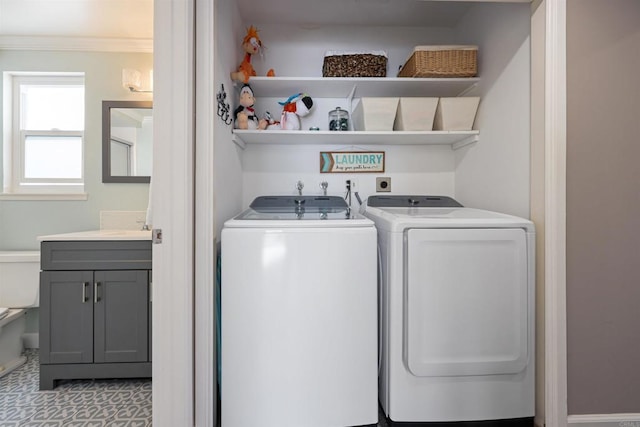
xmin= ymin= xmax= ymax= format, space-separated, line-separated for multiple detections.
xmin=320 ymin=151 xmax=385 ymax=173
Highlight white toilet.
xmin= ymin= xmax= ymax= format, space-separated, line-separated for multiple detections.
xmin=0 ymin=251 xmax=40 ymax=378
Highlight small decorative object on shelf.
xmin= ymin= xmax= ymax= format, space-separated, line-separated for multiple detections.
xmin=234 ymin=84 xmax=267 ymax=130
xmin=328 ymin=107 xmax=349 ymax=131
xmin=216 ymin=84 xmax=232 ymax=125
xmin=266 ymin=93 xmax=314 ymax=131
xmin=230 ymin=25 xmax=275 ymax=84
xmin=263 ymin=111 xmax=278 ymax=128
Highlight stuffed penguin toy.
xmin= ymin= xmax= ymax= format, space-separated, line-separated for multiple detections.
xmin=234 ymin=84 xmax=267 ymax=130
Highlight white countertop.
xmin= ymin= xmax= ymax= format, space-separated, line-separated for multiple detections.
xmin=38 ymin=229 xmax=152 ymax=241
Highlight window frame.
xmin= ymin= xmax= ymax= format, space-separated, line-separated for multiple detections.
xmin=3 ymin=73 xmax=86 ymax=197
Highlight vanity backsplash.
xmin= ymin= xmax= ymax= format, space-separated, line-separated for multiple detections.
xmin=100 ymin=211 xmax=147 ymax=230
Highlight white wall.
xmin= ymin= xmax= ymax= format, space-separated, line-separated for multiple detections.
xmin=215 ymin=1 xmax=532 ymax=225
xmin=230 ymin=22 xmax=462 ymax=212
xmin=250 ymin=24 xmax=461 ymax=78
xmin=454 ymin=3 xmax=532 ymax=218
xmin=0 ymin=50 xmax=153 ymax=250
xmin=241 ymin=144 xmax=455 ymax=207
xmin=214 ymin=0 xmax=244 ymax=238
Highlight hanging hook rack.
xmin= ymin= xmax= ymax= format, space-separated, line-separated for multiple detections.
xmin=216 ymin=84 xmax=233 ymax=125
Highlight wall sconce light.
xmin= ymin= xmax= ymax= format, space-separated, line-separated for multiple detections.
xmin=122 ymin=68 xmax=153 ymax=93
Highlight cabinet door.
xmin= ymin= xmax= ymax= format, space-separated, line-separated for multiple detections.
xmin=40 ymin=271 xmax=94 ymax=364
xmin=149 ymin=275 xmax=152 ymax=362
xmin=94 ymin=270 xmax=149 ymax=363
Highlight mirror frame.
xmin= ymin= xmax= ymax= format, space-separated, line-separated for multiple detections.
xmin=102 ymin=100 xmax=153 ymax=183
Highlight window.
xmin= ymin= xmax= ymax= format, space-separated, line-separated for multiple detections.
xmin=3 ymin=73 xmax=85 ymax=197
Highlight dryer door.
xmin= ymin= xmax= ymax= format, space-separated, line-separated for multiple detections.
xmin=404 ymin=228 xmax=529 ymax=377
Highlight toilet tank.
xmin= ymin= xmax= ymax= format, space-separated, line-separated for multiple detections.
xmin=0 ymin=251 xmax=40 ymax=308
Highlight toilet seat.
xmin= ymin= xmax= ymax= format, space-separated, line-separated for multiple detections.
xmin=0 ymin=307 xmax=8 ymax=321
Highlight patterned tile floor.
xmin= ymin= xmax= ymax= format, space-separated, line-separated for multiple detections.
xmin=0 ymin=350 xmax=152 ymax=426
xmin=0 ymin=350 xmax=393 ymax=427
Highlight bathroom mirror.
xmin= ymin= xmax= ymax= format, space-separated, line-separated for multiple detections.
xmin=102 ymin=100 xmax=153 ymax=183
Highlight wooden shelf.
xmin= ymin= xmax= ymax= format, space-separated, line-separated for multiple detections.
xmin=232 ymin=130 xmax=479 ymax=150
xmin=241 ymin=77 xmax=480 ymax=98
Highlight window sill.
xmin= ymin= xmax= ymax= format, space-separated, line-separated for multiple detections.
xmin=0 ymin=193 xmax=88 ymax=201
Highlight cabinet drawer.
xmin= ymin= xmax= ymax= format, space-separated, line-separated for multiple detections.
xmin=41 ymin=241 xmax=152 ymax=270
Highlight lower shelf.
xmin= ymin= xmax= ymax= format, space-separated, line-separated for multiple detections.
xmin=232 ymin=130 xmax=479 ymax=150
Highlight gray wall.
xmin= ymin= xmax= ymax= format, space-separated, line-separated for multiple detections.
xmin=567 ymin=0 xmax=640 ymax=414
xmin=0 ymin=50 xmax=153 ymax=250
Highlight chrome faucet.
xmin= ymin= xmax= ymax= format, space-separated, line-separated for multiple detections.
xmin=320 ymin=181 xmax=328 ymax=196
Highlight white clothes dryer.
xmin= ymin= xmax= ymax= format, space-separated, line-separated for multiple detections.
xmin=362 ymin=195 xmax=535 ymax=426
xmin=221 ymin=196 xmax=378 ymax=427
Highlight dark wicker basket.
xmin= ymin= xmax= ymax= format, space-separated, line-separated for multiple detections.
xmin=323 ymin=53 xmax=387 ymax=78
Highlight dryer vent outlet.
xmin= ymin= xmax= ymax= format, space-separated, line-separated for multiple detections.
xmin=376 ymin=177 xmax=391 ymax=192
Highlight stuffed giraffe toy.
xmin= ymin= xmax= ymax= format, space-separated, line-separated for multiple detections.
xmin=230 ymin=25 xmax=275 ymax=84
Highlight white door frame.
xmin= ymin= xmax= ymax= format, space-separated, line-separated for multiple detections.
xmin=544 ymin=0 xmax=568 ymax=426
xmin=194 ymin=0 xmax=217 ymax=424
xmin=152 ymin=0 xmax=196 ymax=425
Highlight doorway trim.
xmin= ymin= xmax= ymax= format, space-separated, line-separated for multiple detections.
xmin=194 ymin=0 xmax=217 ymax=424
xmin=544 ymin=0 xmax=568 ymax=426
xmin=152 ymin=0 xmax=196 ymax=425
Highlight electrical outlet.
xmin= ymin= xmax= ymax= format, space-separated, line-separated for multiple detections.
xmin=376 ymin=177 xmax=391 ymax=192
xmin=349 ymin=177 xmax=358 ymax=191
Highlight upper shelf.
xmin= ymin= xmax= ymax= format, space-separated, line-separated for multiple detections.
xmin=241 ymin=77 xmax=480 ymax=98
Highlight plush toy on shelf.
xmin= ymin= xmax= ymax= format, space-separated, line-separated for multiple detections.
xmin=234 ymin=84 xmax=267 ymax=130
xmin=230 ymin=25 xmax=275 ymax=84
xmin=266 ymin=93 xmax=314 ymax=131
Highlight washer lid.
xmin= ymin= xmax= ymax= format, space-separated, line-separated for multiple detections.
xmin=367 ymin=195 xmax=462 ymax=208
xmin=250 ymin=195 xmax=348 ymax=212
xmin=224 ymin=195 xmax=373 ymax=227
xmin=245 ymin=195 xmax=352 ymax=220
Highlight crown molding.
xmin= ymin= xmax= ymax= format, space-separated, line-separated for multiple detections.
xmin=0 ymin=36 xmax=153 ymax=53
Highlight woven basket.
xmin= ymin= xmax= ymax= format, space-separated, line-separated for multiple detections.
xmin=398 ymin=45 xmax=477 ymax=78
xmin=323 ymin=51 xmax=387 ymax=78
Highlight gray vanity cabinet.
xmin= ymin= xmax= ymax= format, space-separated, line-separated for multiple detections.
xmin=94 ymin=270 xmax=149 ymax=363
xmin=39 ymin=240 xmax=152 ymax=390
xmin=40 ymin=270 xmax=94 ymax=364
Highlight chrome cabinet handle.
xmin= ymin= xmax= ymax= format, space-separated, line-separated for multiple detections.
xmin=94 ymin=282 xmax=101 ymax=303
xmin=82 ymin=282 xmax=88 ymax=303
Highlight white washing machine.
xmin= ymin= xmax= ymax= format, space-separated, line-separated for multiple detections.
xmin=362 ymin=195 xmax=535 ymax=426
xmin=221 ymin=196 xmax=378 ymax=427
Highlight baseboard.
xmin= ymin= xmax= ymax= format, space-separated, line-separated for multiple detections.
xmin=22 ymin=332 xmax=39 ymax=349
xmin=568 ymin=414 xmax=640 ymax=427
